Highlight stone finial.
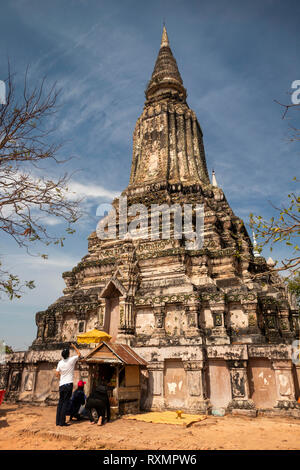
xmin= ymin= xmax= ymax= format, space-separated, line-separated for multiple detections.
xmin=161 ymin=25 xmax=170 ymax=48
xmin=267 ymin=257 xmax=275 ymax=267
xmin=212 ymin=170 xmax=218 ymax=187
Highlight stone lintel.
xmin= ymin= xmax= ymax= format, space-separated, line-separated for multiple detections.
xmin=206 ymin=344 xmax=247 ymax=360
xmin=248 ymin=344 xmax=291 ymax=360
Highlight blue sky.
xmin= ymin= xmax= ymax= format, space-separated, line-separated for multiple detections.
xmin=0 ymin=0 xmax=299 ymax=350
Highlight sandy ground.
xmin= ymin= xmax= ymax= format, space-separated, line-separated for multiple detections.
xmin=0 ymin=403 xmax=300 ymax=450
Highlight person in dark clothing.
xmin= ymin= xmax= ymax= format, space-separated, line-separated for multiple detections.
xmin=67 ymin=380 xmax=86 ymax=421
xmin=85 ymin=383 xmax=110 ymax=426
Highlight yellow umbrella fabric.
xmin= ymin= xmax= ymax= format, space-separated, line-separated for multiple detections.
xmin=77 ymin=328 xmax=112 ymax=344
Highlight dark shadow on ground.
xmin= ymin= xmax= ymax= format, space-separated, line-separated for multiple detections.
xmin=0 ymin=419 xmax=9 ymax=428
xmin=0 ymin=407 xmax=17 ymax=417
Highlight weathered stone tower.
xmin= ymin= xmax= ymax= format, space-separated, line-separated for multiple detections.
xmin=2 ymin=27 xmax=299 ymax=416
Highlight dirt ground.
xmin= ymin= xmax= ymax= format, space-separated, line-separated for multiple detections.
xmin=0 ymin=403 xmax=300 ymax=450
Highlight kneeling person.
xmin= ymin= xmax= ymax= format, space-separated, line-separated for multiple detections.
xmin=68 ymin=380 xmax=86 ymax=421
xmin=86 ymin=383 xmax=110 ymax=426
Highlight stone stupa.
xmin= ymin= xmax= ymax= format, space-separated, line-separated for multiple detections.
xmin=1 ymin=26 xmax=299 ymax=416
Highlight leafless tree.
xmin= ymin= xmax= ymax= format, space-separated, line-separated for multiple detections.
xmin=0 ymin=65 xmax=82 ymax=299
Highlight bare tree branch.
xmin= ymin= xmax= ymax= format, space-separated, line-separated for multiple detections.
xmin=0 ymin=64 xmax=82 ymax=299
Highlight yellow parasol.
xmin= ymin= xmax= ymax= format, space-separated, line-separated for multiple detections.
xmin=77 ymin=328 xmax=112 ymax=344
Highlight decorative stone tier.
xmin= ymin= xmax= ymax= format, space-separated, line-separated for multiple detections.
xmin=3 ymin=344 xmax=300 ymax=418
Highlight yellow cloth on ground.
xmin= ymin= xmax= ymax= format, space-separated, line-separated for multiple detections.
xmin=123 ymin=411 xmax=207 ymax=427
xmin=77 ymin=329 xmax=112 ymax=344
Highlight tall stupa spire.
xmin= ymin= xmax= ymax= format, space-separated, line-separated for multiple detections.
xmin=129 ymin=27 xmax=210 ymax=188
xmin=145 ymin=25 xmax=187 ymax=102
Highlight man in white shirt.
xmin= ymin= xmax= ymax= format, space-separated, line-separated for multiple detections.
xmin=55 ymin=343 xmax=81 ymax=426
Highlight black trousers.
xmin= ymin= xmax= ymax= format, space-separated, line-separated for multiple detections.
xmin=86 ymin=398 xmax=110 ymax=423
xmin=56 ymin=383 xmax=73 ymax=426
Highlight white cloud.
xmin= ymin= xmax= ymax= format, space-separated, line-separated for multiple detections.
xmin=67 ymin=181 xmax=120 ymax=201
